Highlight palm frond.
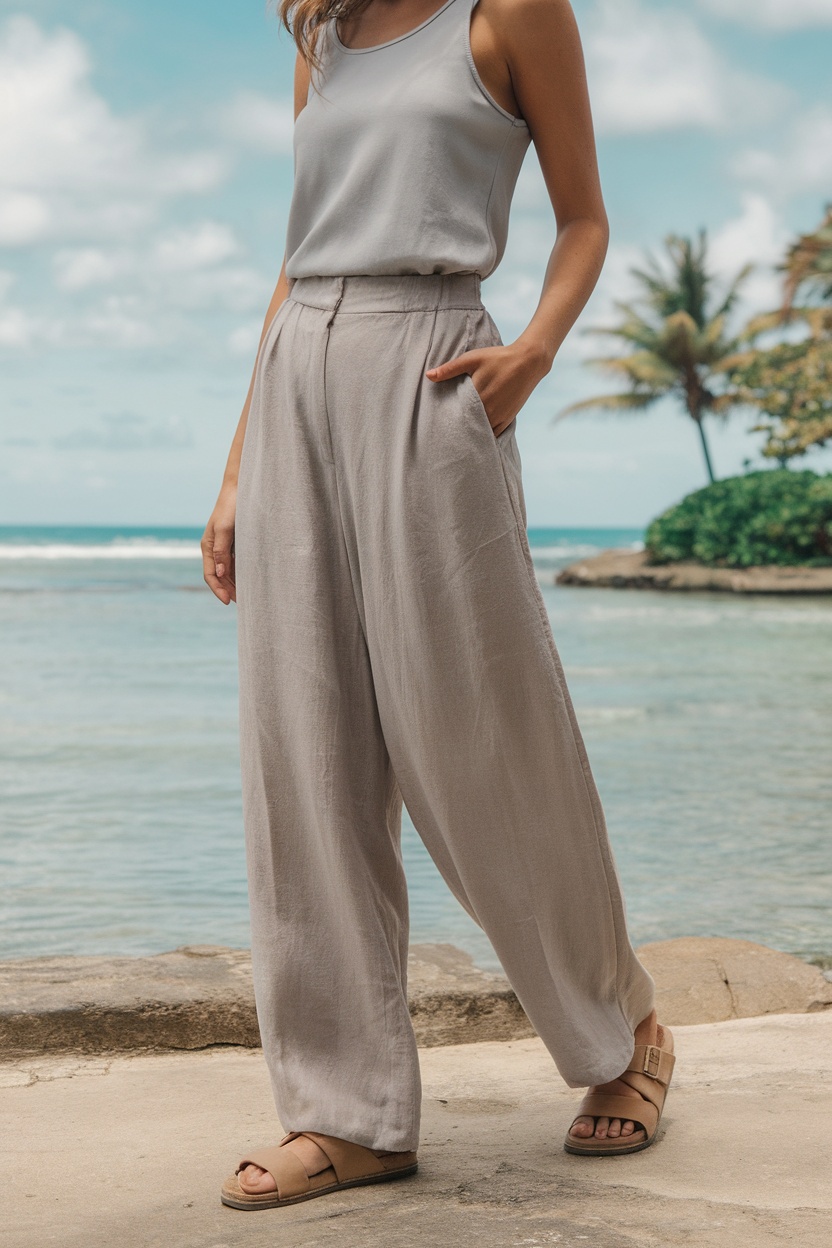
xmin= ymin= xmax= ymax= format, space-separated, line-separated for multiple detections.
xmin=712 ymin=261 xmax=754 ymax=319
xmin=554 ymin=392 xmax=659 ymax=423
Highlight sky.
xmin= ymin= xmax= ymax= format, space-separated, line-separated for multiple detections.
xmin=1 ymin=0 xmax=831 ymax=528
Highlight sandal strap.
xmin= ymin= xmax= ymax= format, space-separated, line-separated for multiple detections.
xmin=300 ymin=1132 xmax=388 ymax=1183
xmin=573 ymin=1092 xmax=658 ymax=1136
xmin=625 ymin=1044 xmax=675 ymax=1086
xmin=237 ymin=1144 xmax=311 ymax=1200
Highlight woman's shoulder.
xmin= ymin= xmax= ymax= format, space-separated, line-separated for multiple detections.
xmin=476 ymin=0 xmax=582 ymax=66
xmin=478 ymin=0 xmax=576 ymax=38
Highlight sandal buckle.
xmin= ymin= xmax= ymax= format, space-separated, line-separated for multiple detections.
xmin=642 ymin=1045 xmax=661 ymax=1078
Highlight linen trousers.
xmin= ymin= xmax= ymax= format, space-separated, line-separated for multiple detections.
xmin=235 ymin=272 xmax=655 ymax=1154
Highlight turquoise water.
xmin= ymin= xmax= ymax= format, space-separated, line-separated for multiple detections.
xmin=1 ymin=525 xmax=830 ymax=969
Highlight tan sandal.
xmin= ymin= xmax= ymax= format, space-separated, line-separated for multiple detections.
xmin=220 ymin=1130 xmax=418 ymax=1210
xmin=564 ymin=1024 xmax=675 ymax=1157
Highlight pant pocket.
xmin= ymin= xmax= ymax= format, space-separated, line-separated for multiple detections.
xmin=462 ymin=371 xmax=517 ymax=445
xmin=463 ymin=306 xmax=519 ymax=445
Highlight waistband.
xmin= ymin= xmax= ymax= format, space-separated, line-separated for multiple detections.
xmin=288 ymin=273 xmax=483 ymax=314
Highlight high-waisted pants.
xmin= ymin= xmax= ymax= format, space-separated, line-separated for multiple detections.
xmin=235 ymin=272 xmax=655 ymax=1154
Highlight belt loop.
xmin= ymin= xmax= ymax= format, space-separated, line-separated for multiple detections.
xmin=325 ymin=276 xmax=346 ymax=327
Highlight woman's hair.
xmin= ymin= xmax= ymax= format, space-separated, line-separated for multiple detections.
xmin=277 ymin=0 xmax=373 ymax=70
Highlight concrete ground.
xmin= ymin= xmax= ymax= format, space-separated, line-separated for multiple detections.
xmin=4 ymin=1012 xmax=831 ymax=1248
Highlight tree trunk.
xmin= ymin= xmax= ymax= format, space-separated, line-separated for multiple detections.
xmin=694 ymin=413 xmax=716 ymax=483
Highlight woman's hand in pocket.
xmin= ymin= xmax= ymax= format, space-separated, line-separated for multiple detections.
xmin=426 ymin=339 xmax=551 ymax=438
xmin=202 ymin=484 xmax=237 ymax=604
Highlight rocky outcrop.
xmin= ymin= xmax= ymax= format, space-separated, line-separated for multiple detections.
xmin=1 ymin=937 xmax=829 ymax=1057
xmin=555 ymin=548 xmax=832 ymax=593
xmin=636 ymin=936 xmax=832 ymax=1026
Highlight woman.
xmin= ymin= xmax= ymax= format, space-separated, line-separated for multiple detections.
xmin=204 ymin=0 xmax=674 ymax=1211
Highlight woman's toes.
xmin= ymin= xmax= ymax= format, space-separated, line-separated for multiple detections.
xmin=569 ymin=1115 xmax=596 ymax=1138
xmin=593 ymin=1116 xmax=610 ymax=1139
xmin=621 ymin=1120 xmax=635 ymax=1137
xmin=238 ymin=1164 xmax=275 ymax=1194
xmin=606 ymin=1118 xmax=622 ymax=1139
xmin=238 ymin=1164 xmax=260 ymax=1191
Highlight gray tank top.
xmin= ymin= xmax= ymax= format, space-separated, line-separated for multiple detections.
xmin=284 ymin=0 xmax=531 ymax=280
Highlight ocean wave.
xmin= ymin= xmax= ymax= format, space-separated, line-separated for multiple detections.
xmin=530 ymin=540 xmax=644 ymax=566
xmin=1 ymin=537 xmax=643 ymax=564
xmin=580 ymin=706 xmax=647 ymax=722
xmin=0 ymin=541 xmax=201 ymax=560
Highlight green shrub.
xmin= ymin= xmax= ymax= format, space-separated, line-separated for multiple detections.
xmin=645 ymin=469 xmax=832 ymax=567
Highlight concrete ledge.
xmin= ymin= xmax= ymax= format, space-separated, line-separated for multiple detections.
xmin=556 ymin=547 xmax=832 ymax=593
xmin=1 ymin=937 xmax=830 ymax=1058
xmin=0 ymin=943 xmax=533 ymax=1057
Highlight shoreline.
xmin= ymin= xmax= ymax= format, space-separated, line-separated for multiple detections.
xmin=2 ymin=937 xmax=830 ymax=1059
xmin=555 ymin=548 xmax=832 ymax=593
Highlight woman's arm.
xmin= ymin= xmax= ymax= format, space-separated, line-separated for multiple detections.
xmin=426 ymin=0 xmax=608 ymax=436
xmin=202 ymin=52 xmax=311 ymax=604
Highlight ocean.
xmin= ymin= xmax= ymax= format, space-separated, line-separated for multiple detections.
xmin=1 ymin=524 xmax=830 ymax=971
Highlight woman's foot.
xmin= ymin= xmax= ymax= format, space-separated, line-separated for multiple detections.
xmin=238 ymin=1133 xmax=330 ymax=1194
xmin=568 ymin=1009 xmax=661 ymax=1142
xmin=223 ymin=1131 xmax=419 ymax=1210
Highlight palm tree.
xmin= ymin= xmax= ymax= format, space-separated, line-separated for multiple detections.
xmin=556 ymin=231 xmax=751 ymax=484
xmin=722 ymin=206 xmax=832 ymax=462
xmin=782 ymin=204 xmax=832 ymax=313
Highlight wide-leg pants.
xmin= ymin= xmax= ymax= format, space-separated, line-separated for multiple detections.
xmin=235 ymin=272 xmax=655 ymax=1153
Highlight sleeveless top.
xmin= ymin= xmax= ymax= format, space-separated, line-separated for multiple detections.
xmin=284 ymin=0 xmax=532 ymax=280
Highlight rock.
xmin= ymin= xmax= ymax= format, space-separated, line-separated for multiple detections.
xmin=1 ymin=937 xmax=829 ymax=1057
xmin=0 ymin=945 xmax=259 ymax=1057
xmin=407 ymin=944 xmax=533 ymax=1046
xmin=0 ymin=943 xmax=533 ymax=1058
xmin=636 ymin=936 xmax=832 ymax=1025
xmin=556 ymin=548 xmax=832 ymax=593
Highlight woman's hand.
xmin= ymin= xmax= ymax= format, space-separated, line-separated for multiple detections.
xmin=426 ymin=338 xmax=551 ymax=438
xmin=202 ymin=484 xmax=237 ymax=605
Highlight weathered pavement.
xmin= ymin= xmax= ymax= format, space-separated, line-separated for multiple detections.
xmin=4 ymin=1011 xmax=831 ymax=1248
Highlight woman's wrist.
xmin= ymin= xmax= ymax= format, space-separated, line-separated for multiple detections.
xmin=512 ymin=331 xmax=556 ymax=379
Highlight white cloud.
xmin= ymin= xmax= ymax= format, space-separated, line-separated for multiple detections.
xmin=73 ymin=297 xmax=156 ymax=349
xmin=0 ymin=15 xmax=227 ymax=246
xmin=228 ymin=322 xmax=263 ymax=355
xmin=709 ymin=193 xmax=790 ymax=315
xmin=31 ymin=220 xmax=268 ymax=349
xmin=558 ymin=198 xmax=788 ymax=364
xmin=563 ymin=242 xmax=646 ymax=361
xmin=735 ymin=106 xmax=832 ymax=196
xmin=0 ymin=16 xmax=273 ymax=353
xmin=699 ymin=0 xmax=832 ymax=29
xmin=0 ymin=190 xmax=50 ymax=245
xmin=53 ymin=411 xmax=193 ymax=451
xmin=156 ymin=264 xmax=270 ymax=313
xmin=152 ymin=221 xmax=241 ymax=272
xmin=586 ymin=0 xmax=787 ymax=134
xmin=53 ymin=247 xmax=128 ymax=290
xmin=50 ymin=222 xmax=264 ymax=312
xmin=0 ymin=306 xmax=35 ymax=348
xmin=220 ymin=91 xmax=295 ymax=154
xmin=0 ymin=16 xmax=139 ymax=193
xmin=0 ymin=267 xmax=36 ymax=346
